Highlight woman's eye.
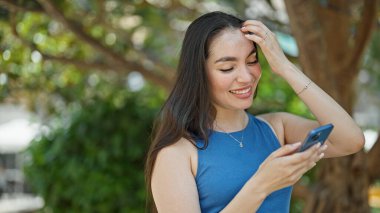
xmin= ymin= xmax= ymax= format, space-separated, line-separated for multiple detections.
xmin=247 ymin=60 xmax=258 ymax=65
xmin=219 ymin=68 xmax=233 ymax=72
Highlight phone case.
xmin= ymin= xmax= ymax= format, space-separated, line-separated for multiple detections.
xmin=299 ymin=123 xmax=334 ymax=152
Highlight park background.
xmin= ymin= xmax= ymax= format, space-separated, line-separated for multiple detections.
xmin=0 ymin=0 xmax=379 ymax=212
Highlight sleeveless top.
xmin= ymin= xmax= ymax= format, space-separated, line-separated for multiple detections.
xmin=195 ymin=113 xmax=292 ymax=213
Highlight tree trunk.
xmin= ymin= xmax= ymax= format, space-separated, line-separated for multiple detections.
xmin=284 ymin=0 xmax=378 ymax=212
xmin=305 ymin=153 xmax=370 ymax=212
xmin=368 ymin=131 xmax=380 ymax=183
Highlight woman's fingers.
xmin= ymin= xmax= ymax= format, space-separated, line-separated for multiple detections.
xmin=243 ymin=33 xmax=265 ymax=45
xmin=282 ymin=146 xmax=325 ymax=184
xmin=241 ymin=19 xmax=291 ymax=75
xmin=288 ymin=144 xmax=326 ymax=174
xmin=269 ymin=142 xmax=302 ymax=159
xmin=241 ymin=21 xmax=273 ymax=41
xmin=241 ymin=25 xmax=272 ymax=45
xmin=258 ymin=142 xmax=327 ymax=189
xmin=270 ymin=144 xmax=319 ymax=175
xmin=289 ymin=143 xmax=320 ymax=162
xmin=281 ymin=143 xmax=324 ymax=165
xmin=241 ymin=25 xmax=266 ymax=38
xmin=318 ymin=144 xmax=328 ymax=156
xmin=243 ymin=20 xmax=272 ymax=34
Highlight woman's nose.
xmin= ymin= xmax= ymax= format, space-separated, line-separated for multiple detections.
xmin=236 ymin=66 xmax=253 ymax=83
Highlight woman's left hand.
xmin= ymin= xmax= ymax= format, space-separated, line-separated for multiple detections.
xmin=241 ymin=20 xmax=290 ymax=76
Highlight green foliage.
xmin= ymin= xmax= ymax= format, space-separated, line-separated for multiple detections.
xmin=23 ymin=83 xmax=165 ymax=212
xmin=250 ymin=51 xmax=313 ymax=119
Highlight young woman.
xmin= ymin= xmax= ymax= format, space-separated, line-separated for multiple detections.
xmin=145 ymin=11 xmax=365 ymax=213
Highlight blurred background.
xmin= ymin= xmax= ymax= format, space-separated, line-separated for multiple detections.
xmin=0 ymin=0 xmax=379 ymax=212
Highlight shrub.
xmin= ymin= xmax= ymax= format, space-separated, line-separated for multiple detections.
xmin=24 ymin=86 xmax=164 ymax=212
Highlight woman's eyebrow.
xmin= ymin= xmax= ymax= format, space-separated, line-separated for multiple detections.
xmin=214 ymin=56 xmax=237 ymax=63
xmin=214 ymin=48 xmax=257 ymax=64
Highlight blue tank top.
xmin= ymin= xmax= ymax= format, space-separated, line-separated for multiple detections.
xmin=195 ymin=113 xmax=292 ymax=213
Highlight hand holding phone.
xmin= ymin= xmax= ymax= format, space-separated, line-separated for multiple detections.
xmin=298 ymin=124 xmax=334 ymax=152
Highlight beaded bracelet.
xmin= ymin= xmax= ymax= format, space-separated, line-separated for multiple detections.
xmin=297 ymin=81 xmax=312 ymax=95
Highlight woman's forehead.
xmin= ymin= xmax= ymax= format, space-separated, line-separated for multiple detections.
xmin=208 ymin=29 xmax=255 ymax=59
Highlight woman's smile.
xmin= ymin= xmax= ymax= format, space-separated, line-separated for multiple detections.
xmin=229 ymin=86 xmax=253 ymax=99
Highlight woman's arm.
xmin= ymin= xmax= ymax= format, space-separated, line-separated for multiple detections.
xmin=259 ymin=69 xmax=365 ymax=158
xmin=152 ymin=138 xmax=323 ymax=212
xmin=277 ymin=64 xmax=365 ymax=157
xmin=151 ymin=139 xmax=201 ymax=213
xmin=242 ymin=21 xmax=365 ymax=158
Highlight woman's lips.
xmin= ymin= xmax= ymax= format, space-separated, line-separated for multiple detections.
xmin=229 ymin=86 xmax=252 ymax=99
xmin=229 ymin=86 xmax=251 ymax=94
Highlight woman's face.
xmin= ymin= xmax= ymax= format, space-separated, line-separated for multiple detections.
xmin=206 ymin=28 xmax=262 ymax=112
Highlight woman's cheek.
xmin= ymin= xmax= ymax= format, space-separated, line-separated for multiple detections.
xmin=254 ymin=65 xmax=262 ymax=80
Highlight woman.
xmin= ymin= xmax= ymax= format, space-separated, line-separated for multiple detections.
xmin=145 ymin=11 xmax=364 ymax=213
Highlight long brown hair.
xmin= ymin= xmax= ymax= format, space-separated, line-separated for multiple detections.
xmin=145 ymin=11 xmax=246 ymax=212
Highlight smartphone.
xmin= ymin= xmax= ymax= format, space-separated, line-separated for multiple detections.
xmin=298 ymin=123 xmax=334 ymax=152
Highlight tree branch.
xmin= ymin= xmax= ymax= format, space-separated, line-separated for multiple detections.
xmin=87 ymin=1 xmax=176 ymax=81
xmin=0 ymin=0 xmax=43 ymax=13
xmin=94 ymin=0 xmax=105 ymax=24
xmin=8 ymin=9 xmax=120 ymax=75
xmin=348 ymin=0 xmax=378 ymax=70
xmin=367 ymin=130 xmax=380 ymax=183
xmin=284 ymin=0 xmax=334 ymax=92
xmin=8 ymin=8 xmax=37 ymax=50
xmin=36 ymin=0 xmax=172 ymax=91
xmin=41 ymin=54 xmax=112 ymax=71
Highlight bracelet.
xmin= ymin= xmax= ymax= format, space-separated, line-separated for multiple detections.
xmin=297 ymin=81 xmax=312 ymax=95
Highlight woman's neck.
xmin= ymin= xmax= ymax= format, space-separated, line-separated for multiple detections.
xmin=213 ymin=109 xmax=248 ymax=132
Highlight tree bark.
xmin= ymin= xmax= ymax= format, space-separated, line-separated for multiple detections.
xmin=368 ymin=131 xmax=380 ymax=183
xmin=304 ymin=153 xmax=370 ymax=212
xmin=284 ymin=0 xmax=378 ymax=212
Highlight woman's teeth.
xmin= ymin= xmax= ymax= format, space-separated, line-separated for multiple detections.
xmin=230 ymin=87 xmax=251 ymax=94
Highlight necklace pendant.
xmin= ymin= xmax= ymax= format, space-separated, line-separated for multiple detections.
xmin=239 ymin=143 xmax=243 ymax=148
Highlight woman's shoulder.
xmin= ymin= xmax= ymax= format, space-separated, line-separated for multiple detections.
xmin=155 ymin=137 xmax=198 ymax=177
xmin=157 ymin=138 xmax=196 ymax=159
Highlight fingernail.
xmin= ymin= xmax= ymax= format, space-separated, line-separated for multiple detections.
xmin=322 ymin=144 xmax=328 ymax=150
xmin=241 ymin=26 xmax=246 ymax=29
xmin=319 ymin=153 xmax=325 ymax=159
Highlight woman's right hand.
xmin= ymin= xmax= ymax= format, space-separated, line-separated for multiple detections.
xmin=250 ymin=142 xmax=327 ymax=194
